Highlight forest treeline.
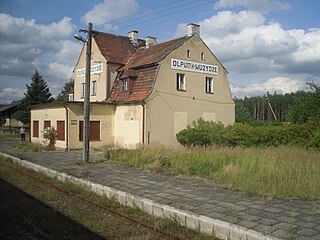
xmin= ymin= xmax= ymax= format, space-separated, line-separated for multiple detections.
xmin=234 ymin=83 xmax=320 ymax=125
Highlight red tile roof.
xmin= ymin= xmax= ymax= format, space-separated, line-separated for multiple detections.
xmin=126 ymin=36 xmax=189 ymax=68
xmin=107 ymin=37 xmax=189 ymax=103
xmin=108 ymin=65 xmax=159 ymax=103
xmin=94 ymin=33 xmax=190 ymax=103
xmin=93 ymin=31 xmax=145 ymax=65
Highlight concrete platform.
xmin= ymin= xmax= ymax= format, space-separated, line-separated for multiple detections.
xmin=1 ymin=141 xmax=319 ymax=240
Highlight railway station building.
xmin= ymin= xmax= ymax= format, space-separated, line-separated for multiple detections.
xmin=30 ymin=24 xmax=235 ymax=149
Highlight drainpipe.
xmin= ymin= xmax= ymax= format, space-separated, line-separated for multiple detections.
xmin=107 ymin=65 xmax=112 ymax=98
xmin=63 ymin=103 xmax=69 ymax=151
xmin=142 ymin=104 xmax=145 ymax=144
xmin=29 ymin=108 xmax=31 ymax=142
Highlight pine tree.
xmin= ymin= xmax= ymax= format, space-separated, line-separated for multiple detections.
xmin=55 ymin=78 xmax=74 ymax=102
xmin=13 ymin=71 xmax=54 ymax=124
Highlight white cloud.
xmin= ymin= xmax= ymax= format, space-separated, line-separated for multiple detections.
xmin=214 ymin=0 xmax=290 ymax=14
xmin=231 ymin=76 xmax=306 ymax=97
xmin=175 ymin=6 xmax=320 ymax=98
xmin=0 ymin=13 xmax=80 ymax=102
xmin=175 ymin=10 xmax=320 ymax=79
xmin=81 ymin=0 xmax=139 ymax=30
xmin=0 ymin=88 xmax=25 ymax=104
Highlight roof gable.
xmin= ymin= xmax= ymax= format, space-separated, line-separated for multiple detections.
xmin=93 ymin=31 xmax=145 ymax=65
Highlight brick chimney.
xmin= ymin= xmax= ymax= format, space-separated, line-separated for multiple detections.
xmin=187 ymin=23 xmax=200 ymax=37
xmin=128 ymin=30 xmax=138 ymax=44
xmin=145 ymin=36 xmax=157 ymax=48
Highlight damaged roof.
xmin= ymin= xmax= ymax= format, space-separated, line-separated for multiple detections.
xmin=102 ymin=37 xmax=190 ymax=103
xmin=93 ymin=31 xmax=145 ymax=65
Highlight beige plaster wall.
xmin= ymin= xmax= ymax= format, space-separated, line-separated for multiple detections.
xmin=31 ymin=107 xmax=67 ymax=149
xmin=74 ymin=39 xmax=108 ymax=102
xmin=67 ymin=103 xmax=115 ymax=149
xmin=114 ymin=105 xmax=143 ymax=148
xmin=145 ymin=34 xmax=235 ymax=146
xmin=4 ymin=118 xmax=24 ymax=128
xmin=31 ymin=104 xmax=115 ymax=150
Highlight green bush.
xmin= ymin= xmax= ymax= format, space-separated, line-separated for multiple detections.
xmin=309 ymin=130 xmax=320 ymax=149
xmin=176 ymin=119 xmax=224 ymax=147
xmin=176 ymin=119 xmax=318 ymax=148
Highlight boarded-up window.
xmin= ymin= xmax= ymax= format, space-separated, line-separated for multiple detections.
xmin=44 ymin=120 xmax=51 ymax=129
xmin=33 ymin=121 xmax=39 ymax=137
xmin=79 ymin=121 xmax=100 ymax=141
xmin=57 ymin=121 xmax=65 ymax=141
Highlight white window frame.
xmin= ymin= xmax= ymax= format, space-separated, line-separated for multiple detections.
xmin=176 ymin=73 xmax=186 ymax=91
xmin=121 ymin=79 xmax=128 ymax=92
xmin=205 ymin=77 xmax=214 ymax=94
xmin=81 ymin=83 xmax=85 ymax=98
xmin=91 ymin=80 xmax=97 ymax=96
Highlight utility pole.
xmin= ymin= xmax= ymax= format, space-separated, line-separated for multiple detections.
xmin=74 ymin=23 xmax=93 ymax=163
xmin=266 ymin=92 xmax=277 ymax=121
xmin=83 ymin=23 xmax=92 ymax=163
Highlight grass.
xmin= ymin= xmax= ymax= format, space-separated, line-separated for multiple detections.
xmin=0 ymin=156 xmax=216 ymax=239
xmin=103 ymin=145 xmax=320 ymax=200
xmin=13 ymin=141 xmax=44 ymax=152
xmin=0 ymin=132 xmax=20 ymax=140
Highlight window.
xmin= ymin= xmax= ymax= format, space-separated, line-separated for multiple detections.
xmin=176 ymin=73 xmax=186 ymax=91
xmin=33 ymin=121 xmax=39 ymax=137
xmin=44 ymin=120 xmax=51 ymax=129
xmin=205 ymin=77 xmax=214 ymax=94
xmin=57 ymin=121 xmax=65 ymax=141
xmin=91 ymin=81 xmax=97 ymax=96
xmin=121 ymin=79 xmax=128 ymax=92
xmin=201 ymin=52 xmax=205 ymax=61
xmin=81 ymin=83 xmax=85 ymax=98
xmin=79 ymin=121 xmax=100 ymax=141
xmin=187 ymin=50 xmax=191 ymax=58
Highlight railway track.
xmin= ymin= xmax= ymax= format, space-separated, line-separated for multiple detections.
xmin=4 ymin=165 xmax=187 ymax=240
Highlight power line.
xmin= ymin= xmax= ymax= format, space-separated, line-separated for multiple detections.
xmin=155 ymin=90 xmax=235 ymax=105
xmin=106 ymin=0 xmax=199 ymax=27
xmin=229 ymin=81 xmax=266 ymax=95
xmin=111 ymin=0 xmax=216 ymax=32
xmin=156 ymin=91 xmax=188 ymax=125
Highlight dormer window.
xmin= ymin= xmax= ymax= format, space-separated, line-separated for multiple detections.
xmin=121 ymin=79 xmax=128 ymax=92
xmin=187 ymin=50 xmax=191 ymax=58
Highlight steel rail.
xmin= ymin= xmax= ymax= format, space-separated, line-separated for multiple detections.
xmin=10 ymin=166 xmax=187 ymax=240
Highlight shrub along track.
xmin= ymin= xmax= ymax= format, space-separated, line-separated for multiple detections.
xmin=1 ymin=158 xmax=215 ymax=240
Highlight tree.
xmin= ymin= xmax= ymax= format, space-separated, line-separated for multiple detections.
xmin=286 ymin=83 xmax=320 ymax=124
xmin=234 ymin=98 xmax=253 ymax=123
xmin=13 ymin=71 xmax=54 ymax=124
xmin=55 ymin=79 xmax=74 ymax=102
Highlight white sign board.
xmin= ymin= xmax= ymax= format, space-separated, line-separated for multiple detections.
xmin=171 ymin=58 xmax=218 ymax=75
xmin=77 ymin=63 xmax=103 ymax=77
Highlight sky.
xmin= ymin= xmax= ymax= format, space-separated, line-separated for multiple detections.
xmin=0 ymin=0 xmax=320 ymax=103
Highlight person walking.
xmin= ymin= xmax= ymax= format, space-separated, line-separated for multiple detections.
xmin=20 ymin=126 xmax=26 ymax=141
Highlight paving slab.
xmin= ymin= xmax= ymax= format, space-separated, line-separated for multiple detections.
xmin=1 ymin=140 xmax=320 ymax=240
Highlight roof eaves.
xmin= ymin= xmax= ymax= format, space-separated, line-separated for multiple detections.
xmin=154 ymin=35 xmax=190 ymax=65
xmin=196 ymin=34 xmax=229 ymax=73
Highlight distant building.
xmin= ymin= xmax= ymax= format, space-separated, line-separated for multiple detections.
xmin=31 ymin=23 xmax=235 ymax=149
xmin=0 ymin=102 xmax=26 ymax=128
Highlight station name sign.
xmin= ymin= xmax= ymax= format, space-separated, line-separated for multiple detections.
xmin=171 ymin=58 xmax=218 ymax=75
xmin=77 ymin=63 xmax=103 ymax=77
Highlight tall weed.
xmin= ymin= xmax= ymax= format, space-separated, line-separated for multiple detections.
xmin=104 ymin=145 xmax=320 ymax=199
